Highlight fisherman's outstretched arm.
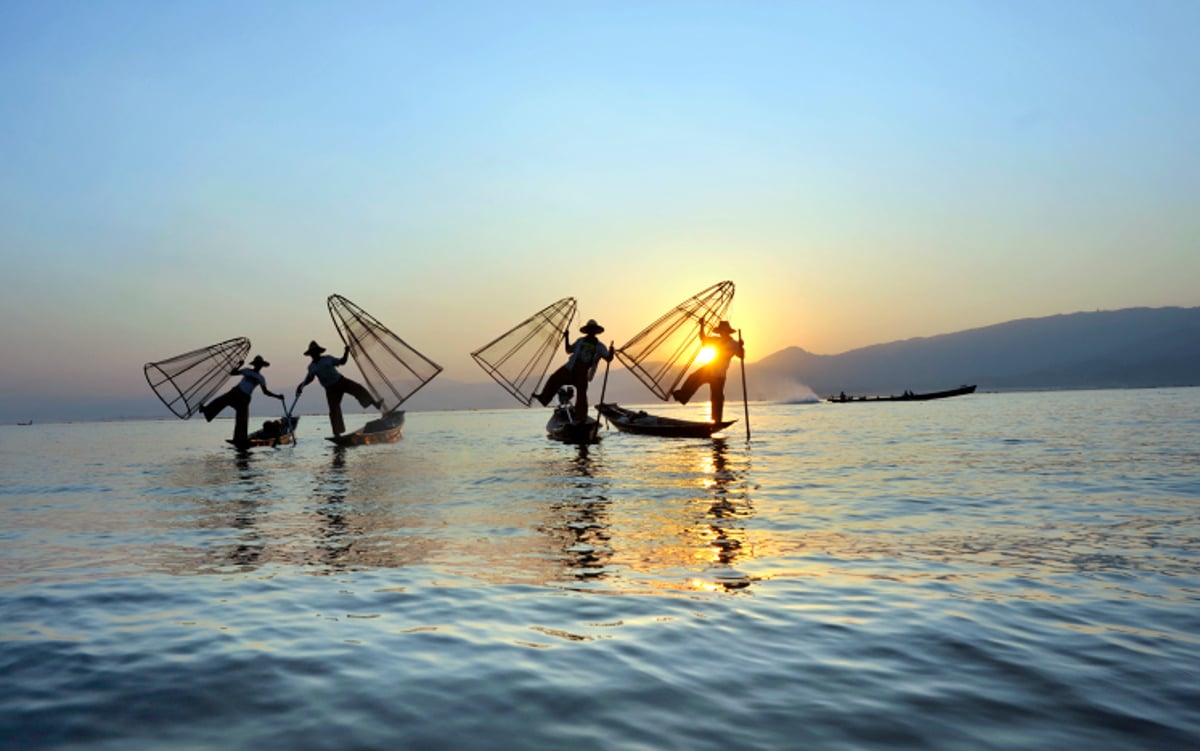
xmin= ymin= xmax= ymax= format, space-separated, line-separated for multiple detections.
xmin=295 ymin=372 xmax=315 ymax=395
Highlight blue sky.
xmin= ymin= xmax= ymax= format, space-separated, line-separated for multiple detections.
xmin=1 ymin=1 xmax=1197 ymax=420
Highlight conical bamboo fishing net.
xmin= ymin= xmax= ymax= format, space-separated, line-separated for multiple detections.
xmin=616 ymin=281 xmax=735 ymax=401
xmin=471 ymin=297 xmax=577 ymax=406
xmin=328 ymin=294 xmax=443 ymax=414
xmin=144 ymin=337 xmax=251 ymax=419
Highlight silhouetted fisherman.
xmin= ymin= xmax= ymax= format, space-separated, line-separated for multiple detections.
xmin=199 ymin=355 xmax=285 ymax=447
xmin=533 ymin=319 xmax=614 ymax=421
xmin=672 ymin=319 xmax=745 ymax=423
xmin=296 ymin=340 xmax=382 ymax=437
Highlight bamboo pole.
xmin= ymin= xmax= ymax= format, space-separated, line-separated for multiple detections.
xmin=739 ymin=329 xmax=750 ymax=441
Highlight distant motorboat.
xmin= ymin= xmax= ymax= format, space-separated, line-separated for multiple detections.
xmin=827 ymin=384 xmax=977 ymax=403
xmin=17 ymin=420 xmax=33 ymax=426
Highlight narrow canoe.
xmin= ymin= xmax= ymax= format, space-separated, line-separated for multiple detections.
xmin=546 ymin=407 xmax=601 ymax=445
xmin=326 ymin=411 xmax=405 ymax=447
xmin=597 ymin=403 xmax=734 ymax=438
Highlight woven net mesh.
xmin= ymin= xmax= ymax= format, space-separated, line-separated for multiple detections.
xmin=616 ymin=281 xmax=735 ymax=401
xmin=471 ymin=297 xmax=577 ymax=407
xmin=144 ymin=337 xmax=251 ymax=419
xmin=327 ymin=295 xmax=443 ymax=413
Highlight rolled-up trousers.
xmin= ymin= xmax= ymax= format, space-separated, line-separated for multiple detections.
xmin=325 ymin=377 xmax=376 ymax=436
xmin=201 ymin=387 xmax=251 ymax=444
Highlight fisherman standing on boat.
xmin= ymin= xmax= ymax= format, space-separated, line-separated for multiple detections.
xmin=296 ymin=340 xmax=382 ymax=437
xmin=672 ymin=319 xmax=745 ymax=423
xmin=199 ymin=355 xmax=286 ymax=447
xmin=533 ymin=319 xmax=614 ymax=421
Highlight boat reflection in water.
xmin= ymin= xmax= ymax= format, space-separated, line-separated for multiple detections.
xmin=603 ymin=435 xmax=757 ymax=593
xmin=534 ymin=437 xmax=757 ymax=592
xmin=691 ymin=438 xmax=755 ymax=591
xmin=541 ymin=446 xmax=615 ymax=585
xmin=152 ymin=418 xmax=756 ymax=591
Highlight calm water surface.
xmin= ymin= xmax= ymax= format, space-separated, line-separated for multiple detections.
xmin=2 ymin=389 xmax=1198 ymax=750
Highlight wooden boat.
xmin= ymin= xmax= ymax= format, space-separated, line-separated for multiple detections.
xmin=546 ymin=406 xmax=601 ymax=445
xmin=827 ymin=384 xmax=977 ymax=403
xmin=226 ymin=415 xmax=299 ymax=449
xmin=597 ymin=402 xmax=734 ymax=438
xmin=327 ymin=410 xmax=405 ymax=447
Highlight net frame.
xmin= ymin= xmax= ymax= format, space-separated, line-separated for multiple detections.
xmin=144 ymin=337 xmax=251 ymax=419
xmin=471 ymin=297 xmax=577 ymax=406
xmin=616 ymin=281 xmax=735 ymax=401
xmin=327 ymin=294 xmax=444 ymax=414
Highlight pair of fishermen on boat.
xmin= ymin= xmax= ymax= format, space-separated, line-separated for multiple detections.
xmin=533 ymin=317 xmax=745 ymax=425
xmin=200 ymin=340 xmax=380 ymax=447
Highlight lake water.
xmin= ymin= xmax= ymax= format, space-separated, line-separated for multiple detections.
xmin=2 ymin=389 xmax=1198 ymax=750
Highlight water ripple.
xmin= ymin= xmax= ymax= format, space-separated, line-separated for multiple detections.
xmin=2 ymin=393 xmax=1199 ymax=749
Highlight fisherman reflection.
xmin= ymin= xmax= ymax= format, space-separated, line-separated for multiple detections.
xmin=230 ymin=451 xmax=269 ymax=566
xmin=312 ymin=447 xmax=355 ymax=570
xmin=543 ymin=447 xmax=614 ymax=582
xmin=184 ymin=452 xmax=268 ymax=571
xmin=707 ymin=439 xmax=737 ymax=510
xmin=567 ymin=444 xmax=595 ymax=477
xmin=700 ymin=439 xmax=753 ymax=587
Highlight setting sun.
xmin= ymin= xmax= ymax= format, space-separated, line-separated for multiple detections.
xmin=693 ymin=345 xmax=717 ymax=367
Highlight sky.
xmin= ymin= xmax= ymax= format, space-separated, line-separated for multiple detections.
xmin=1 ymin=0 xmax=1197 ymax=421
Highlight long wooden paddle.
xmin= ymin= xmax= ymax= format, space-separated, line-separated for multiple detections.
xmin=739 ymin=329 xmax=750 ymax=442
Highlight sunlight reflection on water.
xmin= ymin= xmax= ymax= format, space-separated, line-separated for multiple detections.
xmin=2 ymin=390 xmax=1199 ymax=750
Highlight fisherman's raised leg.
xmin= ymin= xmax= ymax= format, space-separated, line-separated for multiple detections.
xmin=673 ymin=369 xmax=707 ymax=405
xmin=342 ymin=377 xmax=381 ymax=410
xmin=535 ymin=368 xmax=570 ymax=407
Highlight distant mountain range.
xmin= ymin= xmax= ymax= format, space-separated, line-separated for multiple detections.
xmin=411 ymin=305 xmax=1200 ymax=408
xmin=745 ymin=306 xmax=1200 ymax=400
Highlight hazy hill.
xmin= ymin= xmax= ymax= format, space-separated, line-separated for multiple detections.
xmin=748 ymin=306 xmax=1200 ymax=399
